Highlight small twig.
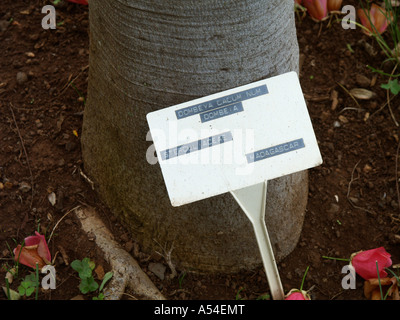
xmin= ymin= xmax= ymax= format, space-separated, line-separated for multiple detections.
xmin=336 ymin=82 xmax=361 ymax=108
xmin=48 ymin=205 xmax=81 ymax=244
xmin=386 ymin=64 xmax=399 ymax=127
xmin=317 ymin=22 xmax=323 ymax=37
xmin=368 ymin=94 xmax=397 ymax=120
xmin=347 ymin=160 xmax=376 ymax=215
xmin=169 ymin=288 xmax=191 ymax=296
xmin=347 ymin=160 xmax=361 ymax=199
xmin=57 ymin=245 xmax=70 ymax=265
xmin=339 ymin=107 xmax=365 ymax=113
xmin=9 ymin=103 xmax=34 ymax=210
xmin=79 ymin=168 xmax=95 ymax=190
xmin=154 ymin=239 xmax=178 ymax=279
xmin=396 ymin=138 xmax=400 ymax=213
xmin=386 ymin=88 xmax=399 ymax=126
xmin=122 ymin=292 xmax=138 ymax=300
xmin=330 ymin=289 xmax=346 ymax=300
xmin=51 ymin=65 xmax=89 ymax=101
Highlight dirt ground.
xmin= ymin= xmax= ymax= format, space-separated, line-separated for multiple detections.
xmin=0 ymin=0 xmax=399 ymax=301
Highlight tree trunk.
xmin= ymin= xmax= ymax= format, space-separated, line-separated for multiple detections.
xmin=82 ymin=0 xmax=307 ymax=273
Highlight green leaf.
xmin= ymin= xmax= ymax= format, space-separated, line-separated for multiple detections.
xmin=256 ymin=293 xmax=270 ymax=300
xmin=82 ymin=257 xmax=96 ymax=271
xmin=79 ymin=276 xmax=99 ymax=294
xmin=79 ymin=281 xmax=90 ymax=295
xmin=71 ymin=259 xmax=93 ymax=279
xmin=87 ymin=277 xmax=99 ymax=292
xmin=381 ymin=79 xmax=400 ymax=95
xmin=18 ymin=286 xmax=26 ymax=296
xmin=93 ymin=293 xmax=104 ymax=300
xmin=71 ymin=259 xmax=83 ymax=272
xmin=26 ymin=273 xmax=38 ymax=285
xmin=25 ymin=286 xmax=35 ymax=297
xmin=79 ymin=268 xmax=92 ymax=279
xmin=99 ymin=272 xmax=113 ymax=292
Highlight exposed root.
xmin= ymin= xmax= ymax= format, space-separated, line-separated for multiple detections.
xmin=74 ymin=206 xmax=165 ymax=300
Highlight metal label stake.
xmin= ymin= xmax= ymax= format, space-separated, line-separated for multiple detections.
xmin=230 ymin=181 xmax=284 ymax=300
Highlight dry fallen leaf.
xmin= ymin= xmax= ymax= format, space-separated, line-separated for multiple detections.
xmin=364 ymin=277 xmax=399 ymax=300
xmin=95 ymin=264 xmax=105 ymax=280
xmin=57 ymin=245 xmax=69 ymax=265
xmin=48 ymin=192 xmax=56 ymax=206
xmin=331 ymin=90 xmax=339 ymax=111
xmin=338 ymin=115 xmax=348 ymax=124
xmin=5 ymin=267 xmax=16 ymax=284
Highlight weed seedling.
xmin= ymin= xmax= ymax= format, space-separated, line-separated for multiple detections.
xmin=178 ymin=271 xmax=186 ymax=289
xmin=381 ymin=79 xmax=400 ymax=95
xmin=18 ymin=264 xmax=39 ymax=300
xmin=93 ymin=271 xmax=113 ymax=300
xmin=71 ymin=257 xmax=113 ymax=299
xmin=71 ymin=257 xmax=98 ymax=294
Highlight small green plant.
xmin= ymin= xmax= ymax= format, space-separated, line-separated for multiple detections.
xmin=70 ymin=82 xmax=86 ymax=104
xmin=256 ymin=293 xmax=270 ymax=300
xmin=178 ymin=271 xmax=186 ymax=289
xmin=93 ymin=272 xmax=114 ymax=300
xmin=235 ymin=287 xmax=244 ymax=300
xmin=381 ymin=79 xmax=400 ymax=95
xmin=71 ymin=257 xmax=97 ymax=294
xmin=18 ymin=265 xmax=39 ymax=300
xmin=71 ymin=258 xmax=113 ymax=299
xmin=18 ymin=273 xmax=38 ymax=297
xmin=300 ymin=266 xmax=309 ymax=292
xmin=346 ymin=43 xmax=354 ymax=54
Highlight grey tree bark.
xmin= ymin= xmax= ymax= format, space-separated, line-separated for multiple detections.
xmin=81 ymin=0 xmax=307 ymax=273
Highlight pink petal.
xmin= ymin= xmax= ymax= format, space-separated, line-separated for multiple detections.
xmin=67 ymin=0 xmax=88 ymax=5
xmin=303 ymin=0 xmax=328 ymax=20
xmin=358 ymin=4 xmax=390 ymax=35
xmin=351 ymin=247 xmax=392 ymax=280
xmin=13 ymin=245 xmax=46 ymax=269
xmin=23 ymin=232 xmax=51 ymax=263
xmin=285 ymin=292 xmax=306 ymax=300
xmin=285 ymin=290 xmax=310 ymax=300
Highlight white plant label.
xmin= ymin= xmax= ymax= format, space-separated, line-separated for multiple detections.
xmin=147 ymin=71 xmax=322 ymax=206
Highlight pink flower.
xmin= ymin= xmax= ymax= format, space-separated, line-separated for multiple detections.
xmin=285 ymin=289 xmax=311 ymax=300
xmin=302 ymin=0 xmax=328 ymax=21
xmin=13 ymin=232 xmax=51 ymax=270
xmin=358 ymin=3 xmax=390 ymax=35
xmin=327 ymin=0 xmax=343 ymax=12
xmin=67 ymin=0 xmax=89 ymax=5
xmin=351 ymin=247 xmax=392 ymax=280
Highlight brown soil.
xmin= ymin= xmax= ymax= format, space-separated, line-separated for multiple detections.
xmin=0 ymin=0 xmax=399 ymax=301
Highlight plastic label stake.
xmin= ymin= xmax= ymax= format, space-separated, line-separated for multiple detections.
xmin=230 ymin=181 xmax=284 ymax=300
